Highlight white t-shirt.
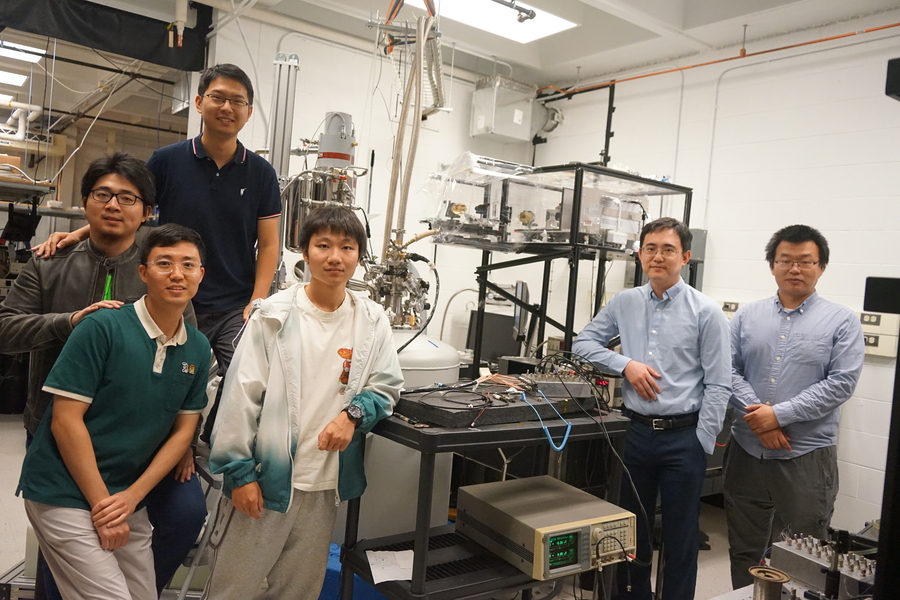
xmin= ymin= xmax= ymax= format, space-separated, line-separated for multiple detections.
xmin=291 ymin=287 xmax=355 ymax=491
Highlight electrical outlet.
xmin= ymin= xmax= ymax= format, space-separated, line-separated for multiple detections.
xmin=722 ymin=301 xmax=739 ymax=312
xmin=863 ymin=333 xmax=898 ymax=358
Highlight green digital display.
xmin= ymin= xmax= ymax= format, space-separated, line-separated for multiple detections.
xmin=547 ymin=532 xmax=579 ymax=569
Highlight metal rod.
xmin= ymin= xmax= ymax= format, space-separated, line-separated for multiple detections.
xmin=538 ymin=259 xmax=551 ymax=358
xmin=475 ymin=249 xmax=570 ymax=272
xmin=410 ymin=452 xmax=437 ymax=595
xmin=487 ymin=0 xmax=536 ymax=21
xmin=0 ymin=44 xmax=176 ymax=85
xmin=471 ymin=250 xmax=491 ymax=376
xmin=483 ymin=279 xmax=565 ymax=332
xmin=564 ymin=168 xmax=585 ymax=351
xmin=602 ymin=83 xmax=616 ymax=166
xmin=594 ymin=257 xmax=607 ymax=316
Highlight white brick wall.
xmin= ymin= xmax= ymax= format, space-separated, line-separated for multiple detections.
xmin=208 ymin=9 xmax=900 ymax=535
xmin=536 ymin=9 xmax=900 ymax=532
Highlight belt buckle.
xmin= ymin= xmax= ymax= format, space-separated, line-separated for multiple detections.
xmin=652 ymin=418 xmax=667 ymax=431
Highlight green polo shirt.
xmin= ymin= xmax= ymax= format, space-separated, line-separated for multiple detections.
xmin=18 ymin=299 xmax=210 ymax=511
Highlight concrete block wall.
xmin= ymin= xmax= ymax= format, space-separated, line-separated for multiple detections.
xmin=534 ymin=9 xmax=900 ymax=531
xmin=207 ymin=8 xmax=900 ymax=531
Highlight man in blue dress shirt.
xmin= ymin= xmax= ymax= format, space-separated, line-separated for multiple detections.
xmin=573 ymin=217 xmax=731 ymax=600
xmin=724 ymin=224 xmax=864 ymax=589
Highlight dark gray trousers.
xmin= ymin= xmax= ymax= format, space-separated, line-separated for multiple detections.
xmin=723 ymin=440 xmax=838 ymax=589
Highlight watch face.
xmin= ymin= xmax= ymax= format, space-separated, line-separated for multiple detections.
xmin=347 ymin=405 xmax=363 ymax=421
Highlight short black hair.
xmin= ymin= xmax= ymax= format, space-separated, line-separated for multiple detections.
xmin=639 ymin=217 xmax=692 ymax=252
xmin=765 ymin=224 xmax=830 ymax=268
xmin=198 ymin=64 xmax=254 ymax=106
xmin=140 ymin=223 xmax=205 ymax=265
xmin=81 ymin=152 xmax=156 ymax=209
xmin=297 ymin=207 xmax=367 ymax=262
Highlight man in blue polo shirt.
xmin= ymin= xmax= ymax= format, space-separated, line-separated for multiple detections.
xmin=18 ymin=224 xmax=211 ymax=600
xmin=572 ymin=217 xmax=731 ymax=600
xmin=35 ymin=64 xmax=282 ymax=441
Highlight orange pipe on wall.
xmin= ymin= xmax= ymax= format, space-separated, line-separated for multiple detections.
xmin=538 ymin=21 xmax=900 ymax=100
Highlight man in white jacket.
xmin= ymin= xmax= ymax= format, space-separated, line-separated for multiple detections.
xmin=204 ymin=206 xmax=403 ymax=600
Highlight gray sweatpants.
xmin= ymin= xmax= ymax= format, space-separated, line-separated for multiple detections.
xmin=723 ymin=441 xmax=838 ymax=589
xmin=202 ymin=489 xmax=338 ymax=600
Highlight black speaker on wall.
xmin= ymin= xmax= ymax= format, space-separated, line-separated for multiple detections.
xmin=886 ymin=58 xmax=900 ymax=101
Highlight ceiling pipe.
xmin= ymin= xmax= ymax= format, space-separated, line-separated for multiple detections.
xmin=538 ymin=20 xmax=900 ymax=102
xmin=191 ymin=0 xmax=482 ymax=83
xmin=488 ymin=0 xmax=535 ymax=22
xmin=0 ymin=101 xmax=43 ymax=142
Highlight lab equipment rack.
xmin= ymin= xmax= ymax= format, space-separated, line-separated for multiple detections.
xmin=339 ymin=411 xmax=630 ymax=600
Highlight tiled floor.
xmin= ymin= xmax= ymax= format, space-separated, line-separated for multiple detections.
xmin=1 ymin=415 xmax=736 ymax=598
xmin=0 ymin=414 xmax=27 ymax=577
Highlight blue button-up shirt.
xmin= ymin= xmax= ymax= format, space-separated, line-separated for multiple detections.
xmin=730 ymin=292 xmax=864 ymax=459
xmin=572 ymin=279 xmax=732 ymax=454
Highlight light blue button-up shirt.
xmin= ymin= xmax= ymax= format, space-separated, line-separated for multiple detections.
xmin=572 ymin=279 xmax=732 ymax=454
xmin=730 ymin=292 xmax=864 ymax=459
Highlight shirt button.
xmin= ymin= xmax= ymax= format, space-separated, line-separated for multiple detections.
xmin=766 ymin=401 xmax=772 ymax=406
xmin=775 ymin=357 xmax=781 ymax=361
xmin=786 ymin=316 xmax=791 ymax=320
xmin=780 ymin=335 xmax=785 ymax=340
xmin=770 ymin=378 xmax=776 ymax=383
xmin=652 ymin=330 xmax=657 ymax=334
xmin=648 ymin=352 xmax=653 ymax=355
xmin=656 ymin=308 xmax=660 ymax=312
xmin=216 ymin=173 xmax=220 ymax=176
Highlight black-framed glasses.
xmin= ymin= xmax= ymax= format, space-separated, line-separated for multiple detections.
xmin=773 ymin=260 xmax=820 ymax=270
xmin=89 ymin=188 xmax=142 ymax=206
xmin=201 ymin=94 xmax=250 ymax=108
xmin=640 ymin=245 xmax=683 ymax=258
xmin=145 ymin=260 xmax=202 ymax=274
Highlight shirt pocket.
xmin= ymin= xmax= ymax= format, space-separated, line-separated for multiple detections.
xmin=165 ymin=373 xmax=195 ymax=412
xmin=790 ymin=333 xmax=831 ymax=365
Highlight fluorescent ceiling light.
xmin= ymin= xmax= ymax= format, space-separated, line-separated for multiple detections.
xmin=0 ymin=41 xmax=45 ymax=64
xmin=0 ymin=93 xmax=13 ymax=103
xmin=0 ymin=71 xmax=27 ymax=87
xmin=407 ymin=0 xmax=576 ymax=44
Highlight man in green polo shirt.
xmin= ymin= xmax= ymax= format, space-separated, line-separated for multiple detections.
xmin=17 ymin=224 xmax=210 ymax=600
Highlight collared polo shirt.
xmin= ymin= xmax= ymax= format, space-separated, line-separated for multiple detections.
xmin=147 ymin=136 xmax=281 ymax=314
xmin=18 ymin=300 xmax=210 ymax=510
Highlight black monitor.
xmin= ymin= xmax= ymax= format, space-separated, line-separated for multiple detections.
xmin=466 ymin=310 xmax=520 ymax=364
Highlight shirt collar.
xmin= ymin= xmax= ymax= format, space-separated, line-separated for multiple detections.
xmin=774 ymin=290 xmax=820 ymax=314
xmin=134 ymin=296 xmax=187 ymax=345
xmin=191 ymin=134 xmax=247 ymax=165
xmin=648 ymin=278 xmax=685 ymax=301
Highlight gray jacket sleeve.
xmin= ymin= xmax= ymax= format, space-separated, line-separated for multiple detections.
xmin=0 ymin=259 xmax=75 ymax=354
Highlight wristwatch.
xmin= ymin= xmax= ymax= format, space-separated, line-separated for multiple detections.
xmin=342 ymin=404 xmax=363 ymax=428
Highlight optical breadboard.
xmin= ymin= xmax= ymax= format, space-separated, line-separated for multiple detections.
xmin=456 ymin=475 xmax=635 ymax=580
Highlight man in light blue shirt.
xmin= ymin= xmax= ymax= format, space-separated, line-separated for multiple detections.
xmin=725 ymin=224 xmax=864 ymax=589
xmin=573 ymin=217 xmax=731 ymax=600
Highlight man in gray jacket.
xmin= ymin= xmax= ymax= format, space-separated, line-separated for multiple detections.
xmin=0 ymin=152 xmax=206 ymax=596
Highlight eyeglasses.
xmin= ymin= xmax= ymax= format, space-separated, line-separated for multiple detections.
xmin=89 ymin=188 xmax=143 ymax=206
xmin=640 ymin=245 xmax=683 ymax=258
xmin=773 ymin=260 xmax=820 ymax=270
xmin=201 ymin=94 xmax=250 ymax=108
xmin=145 ymin=260 xmax=202 ymax=274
